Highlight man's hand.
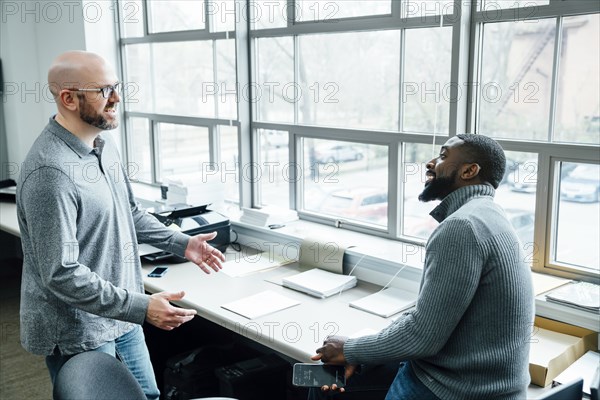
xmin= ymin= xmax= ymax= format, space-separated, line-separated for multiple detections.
xmin=146 ymin=291 xmax=197 ymax=330
xmin=311 ymin=335 xmax=357 ymax=393
xmin=312 ymin=335 xmax=348 ymax=365
xmin=184 ymin=232 xmax=226 ymax=274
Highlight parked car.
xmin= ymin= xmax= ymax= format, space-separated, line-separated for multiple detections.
xmin=319 ymin=187 xmax=387 ymax=223
xmin=560 ymin=164 xmax=600 ymax=203
xmin=313 ymin=144 xmax=364 ymax=164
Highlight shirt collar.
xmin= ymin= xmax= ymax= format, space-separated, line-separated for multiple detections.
xmin=46 ymin=116 xmax=103 ymax=158
xmin=429 ymin=184 xmax=496 ymax=223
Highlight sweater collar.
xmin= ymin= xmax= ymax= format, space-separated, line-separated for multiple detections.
xmin=429 ymin=184 xmax=496 ymax=223
xmin=46 ymin=116 xmax=103 ymax=158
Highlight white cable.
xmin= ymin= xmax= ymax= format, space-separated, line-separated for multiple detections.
xmin=337 ymin=253 xmax=366 ymax=298
xmin=379 ymin=264 xmax=407 ymax=293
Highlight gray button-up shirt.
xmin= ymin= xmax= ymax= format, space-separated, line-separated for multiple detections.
xmin=17 ymin=117 xmax=190 ymax=355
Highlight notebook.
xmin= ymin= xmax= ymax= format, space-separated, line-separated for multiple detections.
xmin=349 ymin=287 xmax=417 ymax=318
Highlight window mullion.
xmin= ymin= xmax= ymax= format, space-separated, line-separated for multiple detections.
xmin=547 ymin=17 xmax=563 ymax=143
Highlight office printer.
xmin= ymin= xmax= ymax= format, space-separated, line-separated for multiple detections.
xmin=142 ymin=205 xmax=230 ymax=263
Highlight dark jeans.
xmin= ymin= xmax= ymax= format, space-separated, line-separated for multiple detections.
xmin=308 ymin=362 xmax=439 ymax=400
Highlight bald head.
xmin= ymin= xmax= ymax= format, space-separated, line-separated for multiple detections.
xmin=48 ymin=51 xmax=116 ymax=98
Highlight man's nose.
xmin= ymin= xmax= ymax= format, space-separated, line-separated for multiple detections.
xmin=109 ymin=88 xmax=121 ymax=102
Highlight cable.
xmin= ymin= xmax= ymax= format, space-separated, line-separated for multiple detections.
xmin=229 ymin=229 xmax=241 ymax=252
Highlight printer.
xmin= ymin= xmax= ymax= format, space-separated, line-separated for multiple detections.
xmin=142 ymin=205 xmax=230 ymax=263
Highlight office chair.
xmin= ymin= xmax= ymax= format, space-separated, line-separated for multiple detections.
xmin=537 ymin=378 xmax=584 ymax=400
xmin=53 ymin=351 xmax=146 ymax=400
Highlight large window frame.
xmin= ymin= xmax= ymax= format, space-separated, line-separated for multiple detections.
xmin=117 ymin=0 xmax=600 ymax=283
xmin=116 ymin=0 xmax=251 ymax=206
xmin=469 ymin=1 xmax=600 ymax=281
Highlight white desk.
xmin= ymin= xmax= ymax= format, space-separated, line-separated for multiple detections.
xmin=3 ymin=200 xmax=597 ymax=366
xmin=142 ymin=259 xmax=392 ymax=362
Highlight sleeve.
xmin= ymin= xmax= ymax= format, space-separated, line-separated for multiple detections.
xmin=19 ymin=167 xmax=148 ymax=325
xmin=122 ymin=166 xmax=190 ymax=257
xmin=344 ymin=218 xmax=483 ymax=364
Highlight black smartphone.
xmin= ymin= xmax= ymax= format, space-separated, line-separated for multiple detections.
xmin=292 ymin=363 xmax=346 ymax=388
xmin=147 ymin=266 xmax=168 ymax=277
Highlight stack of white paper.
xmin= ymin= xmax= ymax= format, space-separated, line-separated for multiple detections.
xmin=240 ymin=207 xmax=298 ymax=227
xmin=349 ymin=287 xmax=417 ymax=318
xmin=545 ymin=281 xmax=600 ymax=312
xmin=164 ymin=172 xmax=225 ymax=207
xmin=282 ymin=268 xmax=357 ymax=299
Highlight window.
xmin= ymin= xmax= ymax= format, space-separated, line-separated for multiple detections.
xmin=473 ymin=1 xmax=600 ymax=280
xmin=117 ymin=1 xmax=599 ymax=281
xmin=552 ymin=162 xmax=600 ymax=274
xmin=117 ymin=0 xmax=242 ymax=207
xmin=478 ymin=19 xmax=556 ymax=141
xmin=250 ymin=0 xmax=453 ymax=241
xmin=301 ymin=139 xmax=388 ymax=228
xmin=256 ymin=129 xmax=290 ymax=208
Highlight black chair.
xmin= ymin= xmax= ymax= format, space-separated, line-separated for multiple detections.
xmin=537 ymin=378 xmax=584 ymax=400
xmin=53 ymin=351 xmax=146 ymax=400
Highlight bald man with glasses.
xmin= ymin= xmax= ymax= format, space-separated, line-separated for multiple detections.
xmin=17 ymin=51 xmax=225 ymax=399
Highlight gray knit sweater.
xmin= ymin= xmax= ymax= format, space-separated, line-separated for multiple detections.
xmin=344 ymin=185 xmax=534 ymax=400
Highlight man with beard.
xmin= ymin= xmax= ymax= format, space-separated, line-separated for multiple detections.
xmin=17 ymin=51 xmax=225 ymax=399
xmin=309 ymin=134 xmax=534 ymax=400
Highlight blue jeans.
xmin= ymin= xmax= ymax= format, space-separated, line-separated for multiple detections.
xmin=385 ymin=362 xmax=439 ymax=400
xmin=46 ymin=325 xmax=160 ymax=400
xmin=308 ymin=362 xmax=439 ymax=400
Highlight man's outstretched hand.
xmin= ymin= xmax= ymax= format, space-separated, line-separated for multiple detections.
xmin=184 ymin=232 xmax=226 ymax=274
xmin=146 ymin=291 xmax=197 ymax=331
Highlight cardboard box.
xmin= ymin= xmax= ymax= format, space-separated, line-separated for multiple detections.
xmin=529 ymin=317 xmax=598 ymax=387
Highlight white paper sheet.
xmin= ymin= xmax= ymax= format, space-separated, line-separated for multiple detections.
xmin=220 ymin=290 xmax=301 ymax=319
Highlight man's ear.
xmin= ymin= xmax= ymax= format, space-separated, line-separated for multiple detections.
xmin=460 ymin=163 xmax=481 ymax=181
xmin=58 ymin=90 xmax=78 ymax=112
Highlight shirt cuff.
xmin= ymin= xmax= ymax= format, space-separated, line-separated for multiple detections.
xmin=126 ymin=291 xmax=150 ymax=325
xmin=169 ymin=231 xmax=191 ymax=258
xmin=343 ymin=337 xmax=363 ymax=365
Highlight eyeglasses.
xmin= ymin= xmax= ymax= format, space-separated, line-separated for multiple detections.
xmin=67 ymin=82 xmax=122 ymax=99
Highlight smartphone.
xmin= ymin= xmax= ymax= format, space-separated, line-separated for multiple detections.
xmin=292 ymin=363 xmax=346 ymax=388
xmin=147 ymin=266 xmax=168 ymax=278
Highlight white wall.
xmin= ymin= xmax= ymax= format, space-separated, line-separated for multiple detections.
xmin=0 ymin=0 xmax=119 ymax=179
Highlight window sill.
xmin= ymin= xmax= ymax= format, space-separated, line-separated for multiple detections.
xmin=231 ymin=218 xmax=425 ymax=290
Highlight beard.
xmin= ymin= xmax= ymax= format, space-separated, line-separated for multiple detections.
xmin=418 ymin=169 xmax=458 ymax=202
xmin=78 ymin=95 xmax=118 ymax=130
